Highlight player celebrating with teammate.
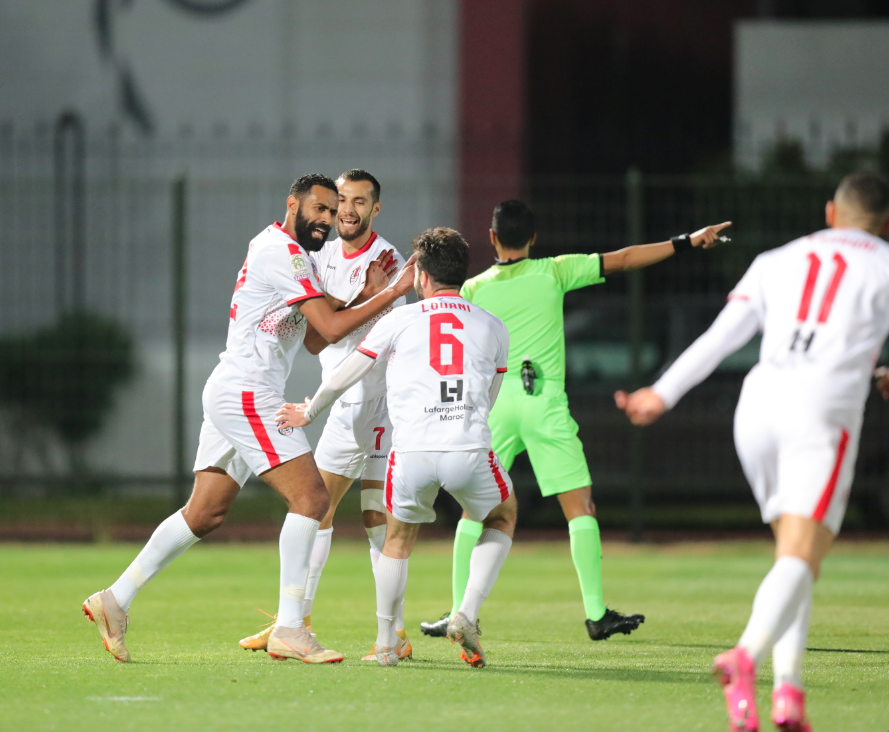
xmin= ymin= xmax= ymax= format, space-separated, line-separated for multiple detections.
xmin=616 ymin=172 xmax=889 ymax=731
xmin=239 ymin=169 xmax=413 ymax=660
xmin=421 ymin=201 xmax=730 ymax=642
xmin=277 ymin=227 xmax=516 ymax=668
xmin=83 ymin=174 xmax=415 ymax=664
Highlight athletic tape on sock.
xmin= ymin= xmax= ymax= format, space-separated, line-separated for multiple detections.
xmin=281 ymin=585 xmax=306 ymax=601
xmin=124 ymin=562 xmax=149 ymax=590
xmin=361 ymin=489 xmax=386 ymax=514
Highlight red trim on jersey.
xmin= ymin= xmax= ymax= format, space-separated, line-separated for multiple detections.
xmin=357 ymin=346 xmax=378 ymax=359
xmin=241 ymin=391 xmax=281 ymax=469
xmin=273 ymin=222 xmax=296 ymax=242
xmin=342 ymin=231 xmax=378 ymax=260
xmin=816 ymin=253 xmax=847 ymax=324
xmin=496 ymin=367 xmax=508 ymax=373
xmin=286 ymin=293 xmax=324 ymax=306
xmin=287 ymin=243 xmax=304 ymax=256
xmin=385 ymin=452 xmax=396 ymax=512
xmin=727 ymin=293 xmax=750 ymax=302
xmin=297 ymin=277 xmax=322 ymax=298
xmin=230 ymin=304 xmax=238 ymax=320
xmin=797 ymin=252 xmax=821 ymax=321
xmin=488 ymin=451 xmax=509 ymax=502
xmin=812 ymin=428 xmax=849 ymax=523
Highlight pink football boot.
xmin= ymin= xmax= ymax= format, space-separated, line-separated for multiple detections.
xmin=712 ymin=646 xmax=760 ymax=731
xmin=772 ymin=683 xmax=812 ymax=732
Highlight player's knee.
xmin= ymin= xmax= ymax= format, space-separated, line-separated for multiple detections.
xmin=185 ymin=507 xmax=227 ymax=537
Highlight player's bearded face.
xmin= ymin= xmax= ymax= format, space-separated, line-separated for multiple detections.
xmin=336 ymin=204 xmax=372 ymax=242
xmin=294 ymin=204 xmax=332 ymax=252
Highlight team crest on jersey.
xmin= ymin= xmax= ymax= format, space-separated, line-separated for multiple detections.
xmin=277 ymin=424 xmax=294 ymax=436
xmin=290 ymin=255 xmax=310 ymax=280
xmin=349 ymin=266 xmax=361 ymax=285
xmin=311 ymin=260 xmax=320 ymax=278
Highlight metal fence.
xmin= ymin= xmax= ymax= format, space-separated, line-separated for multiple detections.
xmin=1 ymin=126 xmax=887 ymax=528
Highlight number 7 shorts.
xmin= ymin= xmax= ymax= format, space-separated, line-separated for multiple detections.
xmin=193 ymin=381 xmax=312 ymax=486
xmin=314 ymin=394 xmax=392 ymax=482
xmin=384 ymin=449 xmax=513 ymax=524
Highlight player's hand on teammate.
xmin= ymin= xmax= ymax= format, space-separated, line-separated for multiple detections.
xmin=691 ymin=222 xmax=733 ymax=249
xmin=276 ymin=399 xmax=311 ymax=428
xmin=614 ymin=387 xmax=666 ymax=426
xmin=389 ymin=253 xmax=418 ymax=296
xmin=360 ymin=249 xmax=399 ymax=300
xmin=874 ymin=367 xmax=889 ymax=401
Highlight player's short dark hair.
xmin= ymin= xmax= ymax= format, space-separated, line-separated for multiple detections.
xmin=337 ymin=169 xmax=381 ymax=202
xmin=412 ymin=227 xmax=470 ymax=288
xmin=289 ymin=173 xmax=338 ymax=200
xmin=492 ymin=200 xmax=536 ymax=250
xmin=836 ymin=172 xmax=889 ymax=219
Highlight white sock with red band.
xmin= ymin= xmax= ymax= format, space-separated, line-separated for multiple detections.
xmin=109 ymin=510 xmax=199 ymax=612
xmin=277 ymin=513 xmax=319 ymax=628
xmin=458 ymin=529 xmax=512 ymax=624
xmin=772 ymin=589 xmax=812 ymax=689
xmin=302 ymin=527 xmax=333 ymax=618
xmin=738 ymin=556 xmax=813 ymax=666
xmin=375 ymin=555 xmax=408 ymax=650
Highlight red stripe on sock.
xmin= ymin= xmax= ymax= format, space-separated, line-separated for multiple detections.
xmin=488 ymin=451 xmax=509 ymax=502
xmin=241 ymin=391 xmax=281 ymax=469
xmin=812 ymin=428 xmax=849 ymax=522
xmin=385 ymin=452 xmax=396 ymax=512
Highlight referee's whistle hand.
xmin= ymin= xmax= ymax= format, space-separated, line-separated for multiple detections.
xmin=690 ymin=221 xmax=732 ymax=249
xmin=614 ymin=388 xmax=665 ymax=426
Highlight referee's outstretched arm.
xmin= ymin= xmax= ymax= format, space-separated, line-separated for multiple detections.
xmin=600 ymin=221 xmax=732 ymax=274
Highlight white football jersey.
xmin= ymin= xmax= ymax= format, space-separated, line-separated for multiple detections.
xmin=207 ymin=222 xmax=325 ymax=395
xmin=310 ymin=232 xmax=406 ymax=402
xmin=732 ymin=227 xmax=889 ymax=409
xmin=357 ymin=294 xmax=509 ymax=452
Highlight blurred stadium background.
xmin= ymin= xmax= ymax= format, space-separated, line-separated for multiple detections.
xmin=2 ymin=0 xmax=889 ymax=539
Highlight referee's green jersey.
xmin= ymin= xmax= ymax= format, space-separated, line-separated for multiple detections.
xmin=459 ymin=253 xmax=606 ymax=495
xmin=460 ymin=254 xmax=605 ymax=386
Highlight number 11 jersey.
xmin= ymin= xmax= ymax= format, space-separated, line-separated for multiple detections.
xmin=357 ymin=294 xmax=509 ymax=452
xmin=731 ymin=227 xmax=889 ymax=410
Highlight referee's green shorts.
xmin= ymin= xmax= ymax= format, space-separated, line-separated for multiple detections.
xmin=489 ymin=378 xmax=592 ymax=497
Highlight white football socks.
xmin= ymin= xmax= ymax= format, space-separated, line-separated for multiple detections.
xmin=109 ymin=510 xmax=199 ymax=612
xmin=458 ymin=528 xmax=512 ymax=624
xmin=367 ymin=524 xmax=386 ymax=568
xmin=374 ymin=554 xmax=408 ymax=650
xmin=772 ymin=588 xmax=812 ymax=689
xmin=738 ymin=556 xmax=814 ymax=666
xmin=277 ymin=513 xmax=320 ymax=628
xmin=302 ymin=527 xmax=333 ymax=618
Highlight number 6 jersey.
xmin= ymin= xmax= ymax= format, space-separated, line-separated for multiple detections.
xmin=356 ymin=294 xmax=509 ymax=452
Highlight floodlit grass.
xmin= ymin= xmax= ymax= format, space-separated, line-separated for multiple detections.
xmin=1 ymin=540 xmax=887 ymax=731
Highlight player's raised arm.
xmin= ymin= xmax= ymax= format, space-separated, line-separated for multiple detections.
xmin=600 ymin=222 xmax=732 ymax=274
xmin=277 ymin=349 xmax=377 ymax=429
xmin=615 ymin=293 xmax=760 ymax=426
xmin=303 ymin=249 xmax=399 ymax=354
xmin=299 ymin=254 xmax=416 ymax=344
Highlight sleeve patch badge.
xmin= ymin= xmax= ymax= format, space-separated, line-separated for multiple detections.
xmin=290 ymin=254 xmax=310 ymax=280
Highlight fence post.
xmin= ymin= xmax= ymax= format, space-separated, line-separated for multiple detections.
xmin=172 ymin=176 xmax=188 ymax=509
xmin=54 ymin=111 xmax=86 ymax=315
xmin=626 ymin=168 xmax=645 ymax=542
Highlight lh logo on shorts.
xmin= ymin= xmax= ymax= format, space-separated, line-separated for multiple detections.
xmin=277 ymin=425 xmax=294 ymax=436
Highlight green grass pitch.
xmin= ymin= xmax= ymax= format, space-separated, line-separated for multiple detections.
xmin=1 ymin=540 xmax=887 ymax=731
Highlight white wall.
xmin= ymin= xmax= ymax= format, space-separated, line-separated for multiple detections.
xmin=734 ymin=21 xmax=889 ymax=169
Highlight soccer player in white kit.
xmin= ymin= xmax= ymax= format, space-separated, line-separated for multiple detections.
xmin=277 ymin=227 xmax=517 ymax=668
xmin=238 ymin=169 xmax=412 ymax=659
xmin=615 ymin=172 xmax=889 ymax=731
xmin=82 ymin=174 xmax=416 ymax=664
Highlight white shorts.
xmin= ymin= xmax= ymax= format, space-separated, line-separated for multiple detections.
xmin=194 ymin=381 xmax=312 ymax=487
xmin=734 ymin=384 xmax=861 ymax=535
xmin=314 ymin=395 xmax=392 ymax=482
xmin=384 ymin=449 xmax=513 ymax=524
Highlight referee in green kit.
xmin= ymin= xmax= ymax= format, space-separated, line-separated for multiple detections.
xmin=421 ymin=200 xmax=731 ymax=641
